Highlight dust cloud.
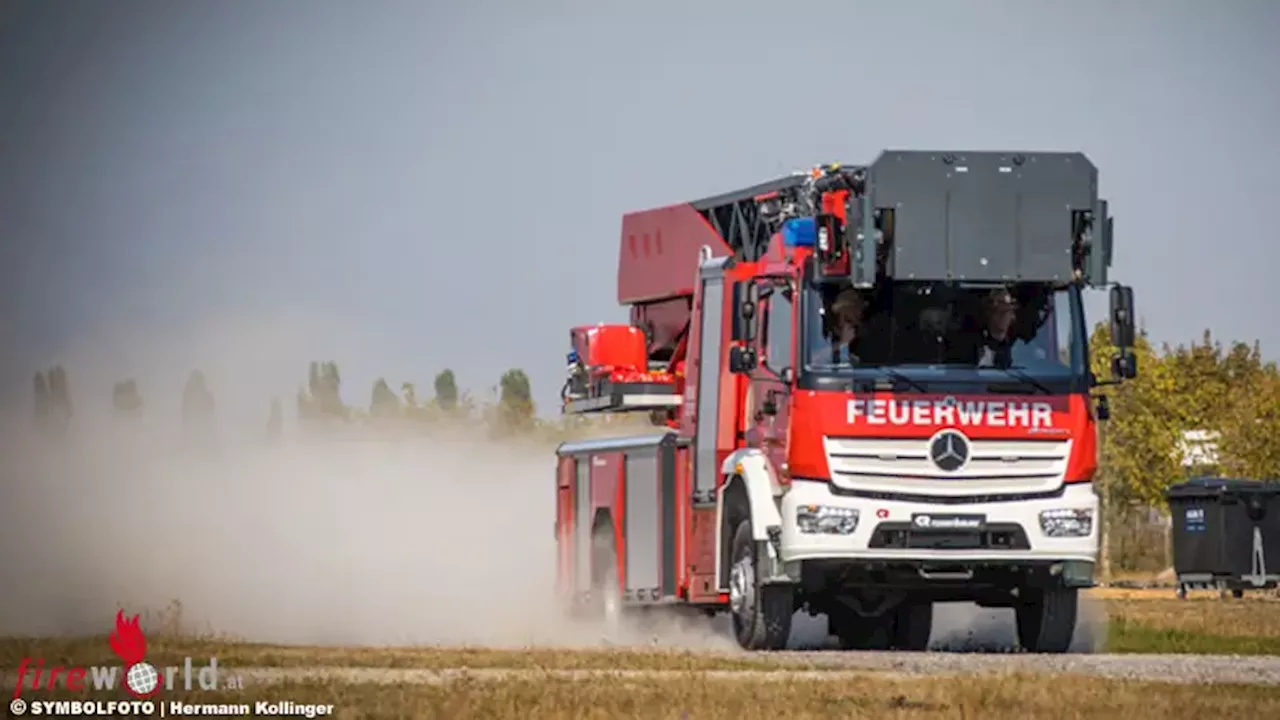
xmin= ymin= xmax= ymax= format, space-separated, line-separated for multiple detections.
xmin=0 ymin=406 xmax=741 ymax=652
xmin=0 ymin=314 xmax=739 ymax=651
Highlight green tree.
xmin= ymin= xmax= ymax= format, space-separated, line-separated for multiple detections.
xmin=182 ymin=370 xmax=216 ymax=437
xmin=1090 ymin=324 xmax=1187 ymax=574
xmin=1089 ymin=324 xmax=1183 ymax=508
xmin=319 ymin=362 xmax=346 ymax=420
xmin=495 ymin=368 xmax=535 ymax=433
xmin=370 ymin=377 xmax=400 ymax=419
xmin=1221 ymin=339 xmax=1268 ymax=388
xmin=434 ymin=369 xmax=459 ymax=411
xmin=1162 ymin=330 xmax=1236 ymax=434
xmin=112 ymin=379 xmax=144 ymax=420
xmin=299 ymin=361 xmax=348 ymax=422
xmin=1219 ymin=369 xmax=1280 ymax=479
xmin=1159 ymin=332 xmax=1278 ymax=479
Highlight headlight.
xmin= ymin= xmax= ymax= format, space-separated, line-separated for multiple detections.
xmin=797 ymin=505 xmax=859 ymax=535
xmin=1039 ymin=508 xmax=1093 ymax=538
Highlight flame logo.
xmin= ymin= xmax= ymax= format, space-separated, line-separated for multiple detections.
xmin=108 ymin=611 xmax=147 ymax=665
xmin=108 ymin=610 xmax=159 ymax=699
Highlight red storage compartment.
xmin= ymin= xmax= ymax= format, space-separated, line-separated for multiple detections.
xmin=572 ymin=324 xmax=648 ymax=375
xmin=562 ymin=324 xmax=680 ymax=414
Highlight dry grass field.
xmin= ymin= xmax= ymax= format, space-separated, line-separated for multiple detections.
xmin=13 ymin=669 xmax=1280 ymax=719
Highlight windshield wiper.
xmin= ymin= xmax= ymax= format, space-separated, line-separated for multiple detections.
xmin=991 ymin=367 xmax=1054 ymax=395
xmin=868 ymin=368 xmax=930 ymax=393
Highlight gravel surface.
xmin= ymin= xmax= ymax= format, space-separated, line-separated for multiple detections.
xmin=223 ymin=652 xmax=1280 ymax=687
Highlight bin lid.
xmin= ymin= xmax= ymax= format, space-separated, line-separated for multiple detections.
xmin=1166 ymin=476 xmax=1278 ymax=500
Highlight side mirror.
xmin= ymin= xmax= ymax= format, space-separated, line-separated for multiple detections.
xmin=1111 ymin=348 xmax=1138 ymax=380
xmin=729 ymin=346 xmax=757 ymax=374
xmin=780 ymin=367 xmax=795 ymax=385
xmin=732 ymin=282 xmax=760 ymax=343
xmin=1110 ymin=285 xmax=1136 ymax=349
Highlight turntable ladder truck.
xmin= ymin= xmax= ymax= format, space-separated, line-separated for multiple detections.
xmin=553 ymin=150 xmax=1139 ymax=652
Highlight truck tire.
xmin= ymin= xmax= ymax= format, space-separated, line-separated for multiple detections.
xmin=728 ymin=518 xmax=792 ymax=650
xmin=830 ymin=612 xmax=890 ymax=651
xmin=890 ymin=601 xmax=933 ymax=651
xmin=830 ymin=601 xmax=930 ymax=651
xmin=1016 ymin=586 xmax=1077 ymax=653
xmin=590 ymin=526 xmax=623 ymax=630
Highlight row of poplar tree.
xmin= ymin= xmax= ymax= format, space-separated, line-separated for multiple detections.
xmin=294 ymin=361 xmax=537 ymax=434
xmin=30 ymin=362 xmax=540 ymax=441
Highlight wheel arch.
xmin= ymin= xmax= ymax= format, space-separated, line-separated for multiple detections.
xmin=716 ymin=448 xmax=785 ymax=590
xmin=718 ymin=475 xmax=750 ymax=590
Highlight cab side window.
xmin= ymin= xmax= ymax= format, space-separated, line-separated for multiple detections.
xmin=764 ymin=288 xmax=794 ymax=371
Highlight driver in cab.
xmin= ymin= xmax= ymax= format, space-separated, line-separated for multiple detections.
xmin=976 ymin=288 xmax=1018 ymax=368
xmin=974 ymin=287 xmax=1051 ymax=369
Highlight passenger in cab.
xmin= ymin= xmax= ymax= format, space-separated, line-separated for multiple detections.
xmin=812 ymin=288 xmax=866 ymax=366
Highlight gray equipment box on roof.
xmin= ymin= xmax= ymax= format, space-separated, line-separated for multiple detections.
xmin=868 ymin=150 xmax=1108 ymax=284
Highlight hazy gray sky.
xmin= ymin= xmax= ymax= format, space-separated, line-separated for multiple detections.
xmin=1 ymin=0 xmax=1277 ymax=422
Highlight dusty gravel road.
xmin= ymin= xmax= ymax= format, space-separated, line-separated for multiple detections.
xmin=217 ymin=651 xmax=1280 ymax=687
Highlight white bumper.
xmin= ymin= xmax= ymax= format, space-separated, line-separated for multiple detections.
xmin=779 ymin=479 xmax=1098 ymax=564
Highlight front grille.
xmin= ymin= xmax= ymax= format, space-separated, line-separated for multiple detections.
xmin=824 ymin=435 xmax=1071 ymax=497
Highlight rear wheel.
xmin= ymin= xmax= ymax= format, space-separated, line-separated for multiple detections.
xmin=830 ymin=611 xmax=889 ymax=650
xmin=890 ymin=601 xmax=933 ymax=651
xmin=728 ymin=518 xmax=793 ymax=650
xmin=830 ymin=600 xmax=932 ymax=651
xmin=1016 ymin=586 xmax=1077 ymax=653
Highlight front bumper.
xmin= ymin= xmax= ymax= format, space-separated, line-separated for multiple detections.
xmin=779 ymin=479 xmax=1099 ymax=565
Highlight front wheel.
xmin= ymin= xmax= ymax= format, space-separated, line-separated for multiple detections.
xmin=1016 ymin=586 xmax=1077 ymax=653
xmin=728 ymin=518 xmax=793 ymax=650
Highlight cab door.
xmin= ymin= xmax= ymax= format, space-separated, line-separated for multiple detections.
xmin=748 ymin=279 xmax=796 ymax=473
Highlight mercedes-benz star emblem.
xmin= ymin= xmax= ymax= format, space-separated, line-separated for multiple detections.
xmin=929 ymin=430 xmax=970 ymax=473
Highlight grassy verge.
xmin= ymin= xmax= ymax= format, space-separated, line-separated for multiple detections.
xmin=21 ymin=673 xmax=1280 ymax=719
xmin=1108 ymin=619 xmax=1280 ymax=655
xmin=0 ymin=638 xmax=819 ymax=673
xmin=1105 ymin=597 xmax=1280 ymax=654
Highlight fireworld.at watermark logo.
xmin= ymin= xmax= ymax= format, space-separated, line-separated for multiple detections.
xmin=12 ymin=609 xmax=243 ymax=700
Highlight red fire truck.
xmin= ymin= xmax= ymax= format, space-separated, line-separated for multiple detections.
xmin=554 ymin=151 xmax=1137 ymax=652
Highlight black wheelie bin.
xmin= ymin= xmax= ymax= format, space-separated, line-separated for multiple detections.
xmin=1166 ymin=477 xmax=1280 ymax=598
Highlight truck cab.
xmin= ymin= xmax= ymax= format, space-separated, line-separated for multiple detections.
xmin=554 ymin=151 xmax=1138 ymax=653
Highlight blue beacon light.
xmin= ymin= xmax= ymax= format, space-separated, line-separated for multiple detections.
xmin=782 ymin=217 xmax=817 ymax=248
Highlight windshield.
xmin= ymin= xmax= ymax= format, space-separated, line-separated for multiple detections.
xmin=800 ymin=280 xmax=1087 ymax=391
